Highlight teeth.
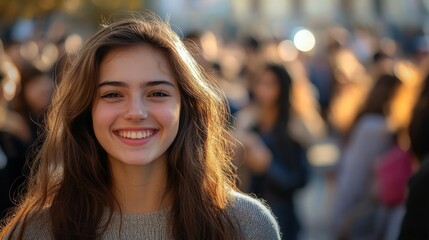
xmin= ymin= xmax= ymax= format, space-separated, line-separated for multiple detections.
xmin=117 ymin=130 xmax=154 ymax=139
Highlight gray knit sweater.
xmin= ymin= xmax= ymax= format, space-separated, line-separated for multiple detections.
xmin=16 ymin=191 xmax=281 ymax=239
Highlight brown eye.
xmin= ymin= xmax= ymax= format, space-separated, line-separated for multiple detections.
xmin=149 ymin=91 xmax=169 ymax=97
xmin=102 ymin=93 xmax=122 ymax=98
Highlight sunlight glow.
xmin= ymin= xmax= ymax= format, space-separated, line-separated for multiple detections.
xmin=293 ymin=29 xmax=316 ymax=52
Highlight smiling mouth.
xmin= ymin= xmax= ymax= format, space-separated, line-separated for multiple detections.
xmin=115 ymin=130 xmax=156 ymax=139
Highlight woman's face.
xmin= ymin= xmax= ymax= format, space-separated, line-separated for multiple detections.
xmin=92 ymin=45 xmax=181 ymax=168
xmin=253 ymin=70 xmax=280 ymax=107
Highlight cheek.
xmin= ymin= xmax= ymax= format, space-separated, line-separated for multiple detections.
xmin=92 ymin=103 xmax=116 ymax=131
xmin=91 ymin=105 xmax=102 ymax=138
xmin=153 ymin=101 xmax=181 ymax=135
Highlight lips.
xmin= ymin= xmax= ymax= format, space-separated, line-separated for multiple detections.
xmin=115 ymin=129 xmax=157 ymax=139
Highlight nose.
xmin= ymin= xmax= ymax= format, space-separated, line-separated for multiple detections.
xmin=124 ymin=96 xmax=148 ymax=120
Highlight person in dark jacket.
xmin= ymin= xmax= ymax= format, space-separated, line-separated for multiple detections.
xmin=398 ymin=74 xmax=429 ymax=239
xmin=236 ymin=63 xmax=309 ymax=240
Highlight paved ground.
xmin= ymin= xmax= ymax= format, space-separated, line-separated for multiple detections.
xmin=296 ymin=138 xmax=340 ymax=240
xmin=296 ymin=166 xmax=335 ymax=240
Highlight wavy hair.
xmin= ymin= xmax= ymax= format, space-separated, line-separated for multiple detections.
xmin=0 ymin=13 xmax=239 ymax=240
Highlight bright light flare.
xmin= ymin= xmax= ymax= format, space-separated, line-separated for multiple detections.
xmin=293 ymin=29 xmax=316 ymax=52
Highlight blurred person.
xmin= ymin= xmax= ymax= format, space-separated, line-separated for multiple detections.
xmin=315 ymin=31 xmax=348 ymax=125
xmin=307 ymin=53 xmax=334 ymax=121
xmin=371 ymin=59 xmax=423 ymax=240
xmin=235 ymin=63 xmax=309 ymax=240
xmin=240 ymin=35 xmax=265 ymax=97
xmin=0 ymin=45 xmax=28 ymax=221
xmin=330 ymin=74 xmax=402 ymax=240
xmin=185 ymin=32 xmax=249 ymax=117
xmin=184 ymin=31 xmax=214 ymax=72
xmin=398 ymin=74 xmax=429 ymax=239
xmin=0 ymin=15 xmax=281 ymax=240
xmin=286 ymin=60 xmax=327 ymax=148
xmin=215 ymin=41 xmax=251 ymax=117
xmin=3 ymin=27 xmax=58 ymax=149
xmin=0 ymin=41 xmax=29 ymax=142
xmin=327 ymin=47 xmax=373 ymax=140
xmin=11 ymin=64 xmax=54 ymax=152
xmin=212 ymin=61 xmax=249 ymax=119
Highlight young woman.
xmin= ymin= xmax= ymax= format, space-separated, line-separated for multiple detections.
xmin=330 ymin=74 xmax=402 ymax=239
xmin=235 ymin=64 xmax=309 ymax=240
xmin=0 ymin=15 xmax=280 ymax=240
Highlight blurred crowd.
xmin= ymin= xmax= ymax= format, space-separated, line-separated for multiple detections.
xmin=1 ymin=10 xmax=429 ymax=240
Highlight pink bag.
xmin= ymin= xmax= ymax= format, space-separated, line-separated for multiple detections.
xmin=375 ymin=145 xmax=413 ymax=207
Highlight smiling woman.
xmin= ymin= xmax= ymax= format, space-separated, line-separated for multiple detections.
xmin=0 ymin=13 xmax=281 ymax=240
xmin=93 ymin=45 xmax=181 ymax=170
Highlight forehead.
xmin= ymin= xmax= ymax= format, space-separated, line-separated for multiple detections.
xmin=101 ymin=45 xmax=169 ymax=69
xmin=99 ymin=45 xmax=176 ymax=83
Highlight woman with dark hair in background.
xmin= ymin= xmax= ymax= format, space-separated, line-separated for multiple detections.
xmin=235 ymin=63 xmax=309 ymax=240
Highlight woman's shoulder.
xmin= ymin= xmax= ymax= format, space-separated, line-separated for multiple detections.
xmin=228 ymin=191 xmax=281 ymax=240
xmin=3 ymin=208 xmax=52 ymax=240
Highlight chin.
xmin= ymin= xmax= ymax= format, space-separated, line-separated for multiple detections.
xmin=111 ymin=152 xmax=166 ymax=167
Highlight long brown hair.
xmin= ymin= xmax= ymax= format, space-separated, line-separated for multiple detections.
xmin=0 ymin=13 xmax=239 ymax=240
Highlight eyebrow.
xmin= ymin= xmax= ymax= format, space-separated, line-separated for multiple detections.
xmin=144 ymin=80 xmax=175 ymax=88
xmin=98 ymin=81 xmax=127 ymax=88
xmin=98 ymin=80 xmax=176 ymax=88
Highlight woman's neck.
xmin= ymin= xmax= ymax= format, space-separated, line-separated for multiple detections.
xmin=110 ymin=155 xmax=171 ymax=214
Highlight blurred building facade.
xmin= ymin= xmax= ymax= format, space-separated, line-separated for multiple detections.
xmin=1 ymin=0 xmax=428 ymax=38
